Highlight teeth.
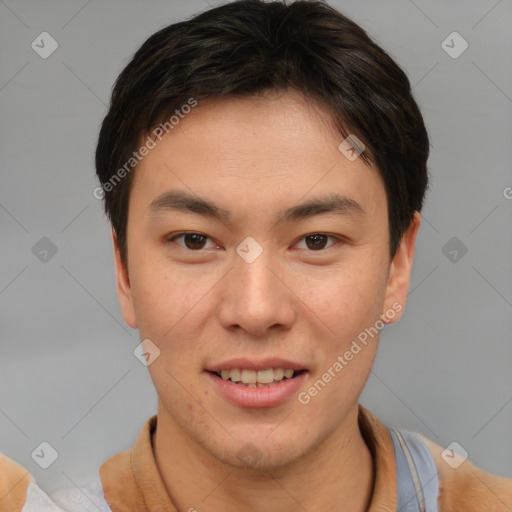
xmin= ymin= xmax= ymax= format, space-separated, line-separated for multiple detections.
xmin=241 ymin=369 xmax=257 ymax=384
xmin=257 ymin=368 xmax=274 ymax=384
xmin=215 ymin=367 xmax=301 ymax=386
xmin=273 ymin=368 xmax=285 ymax=380
xmin=229 ymin=369 xmax=241 ymax=382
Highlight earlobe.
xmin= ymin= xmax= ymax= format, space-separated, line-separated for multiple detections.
xmin=381 ymin=212 xmax=421 ymax=324
xmin=112 ymin=229 xmax=138 ymax=329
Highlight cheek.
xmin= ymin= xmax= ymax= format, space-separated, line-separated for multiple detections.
xmin=301 ymin=347 xmax=376 ymax=421
xmin=130 ymin=259 xmax=217 ymax=364
xmin=131 ymin=257 xmax=193 ymax=328
xmin=296 ymin=256 xmax=389 ymax=332
xmin=297 ymin=267 xmax=384 ymax=411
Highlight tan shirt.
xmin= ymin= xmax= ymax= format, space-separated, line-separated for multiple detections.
xmin=99 ymin=406 xmax=512 ymax=511
xmin=2 ymin=406 xmax=511 ymax=511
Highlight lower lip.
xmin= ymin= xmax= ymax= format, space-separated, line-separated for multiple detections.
xmin=206 ymin=371 xmax=307 ymax=408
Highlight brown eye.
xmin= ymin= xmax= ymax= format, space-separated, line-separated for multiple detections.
xmin=297 ymin=233 xmax=338 ymax=251
xmin=167 ymin=232 xmax=215 ymax=250
xmin=305 ymin=234 xmax=329 ymax=250
xmin=183 ymin=233 xmax=207 ymax=250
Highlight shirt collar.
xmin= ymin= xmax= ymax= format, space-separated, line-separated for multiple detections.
xmin=101 ymin=405 xmax=397 ymax=511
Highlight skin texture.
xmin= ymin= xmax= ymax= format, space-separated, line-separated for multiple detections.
xmin=113 ymin=89 xmax=421 ymax=512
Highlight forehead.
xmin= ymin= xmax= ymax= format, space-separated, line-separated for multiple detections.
xmin=129 ymin=90 xmax=385 ymax=219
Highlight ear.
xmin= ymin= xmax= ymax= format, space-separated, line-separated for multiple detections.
xmin=112 ymin=228 xmax=137 ymax=329
xmin=381 ymin=211 xmax=421 ymax=324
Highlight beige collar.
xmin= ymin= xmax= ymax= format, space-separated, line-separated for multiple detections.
xmin=100 ymin=405 xmax=397 ymax=511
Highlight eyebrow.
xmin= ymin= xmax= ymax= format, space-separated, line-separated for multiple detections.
xmin=149 ymin=189 xmax=365 ymax=224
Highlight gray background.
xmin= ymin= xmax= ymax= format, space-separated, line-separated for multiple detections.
xmin=1 ymin=0 xmax=511 ymax=495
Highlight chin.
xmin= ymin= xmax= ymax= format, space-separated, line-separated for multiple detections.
xmin=199 ymin=424 xmax=319 ymax=472
xmin=217 ymin=442 xmax=306 ymax=472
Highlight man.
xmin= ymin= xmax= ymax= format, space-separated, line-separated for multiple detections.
xmin=6 ymin=0 xmax=511 ymax=510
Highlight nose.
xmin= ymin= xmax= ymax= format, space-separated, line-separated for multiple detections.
xmin=217 ymin=242 xmax=296 ymax=338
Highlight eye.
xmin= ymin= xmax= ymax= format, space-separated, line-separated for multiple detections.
xmin=166 ymin=232 xmax=218 ymax=251
xmin=165 ymin=232 xmax=341 ymax=252
xmin=295 ymin=233 xmax=339 ymax=251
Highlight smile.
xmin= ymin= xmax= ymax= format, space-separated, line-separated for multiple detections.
xmin=213 ymin=368 xmax=306 ymax=387
xmin=206 ymin=368 xmax=308 ymax=408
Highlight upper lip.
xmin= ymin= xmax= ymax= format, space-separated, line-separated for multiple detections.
xmin=206 ymin=358 xmax=307 ymax=372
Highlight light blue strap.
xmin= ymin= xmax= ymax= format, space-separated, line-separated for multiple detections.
xmin=389 ymin=428 xmax=440 ymax=512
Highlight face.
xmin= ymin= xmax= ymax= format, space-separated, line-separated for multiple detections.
xmin=114 ymin=89 xmax=420 ymax=470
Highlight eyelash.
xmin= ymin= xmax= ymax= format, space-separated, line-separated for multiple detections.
xmin=165 ymin=232 xmax=342 ymax=252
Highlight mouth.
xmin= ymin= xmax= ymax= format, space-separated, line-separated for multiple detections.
xmin=208 ymin=368 xmax=307 ymax=388
xmin=206 ymin=366 xmax=308 ymax=408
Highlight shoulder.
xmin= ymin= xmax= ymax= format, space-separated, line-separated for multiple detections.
xmin=99 ymin=448 xmax=146 ymax=511
xmin=0 ymin=453 xmax=34 ymax=512
xmin=98 ymin=416 xmax=157 ymax=512
xmin=416 ymin=434 xmax=512 ymax=512
xmin=0 ymin=452 xmax=111 ymax=512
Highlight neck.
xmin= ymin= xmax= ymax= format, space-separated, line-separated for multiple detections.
xmin=153 ymin=404 xmax=375 ymax=512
